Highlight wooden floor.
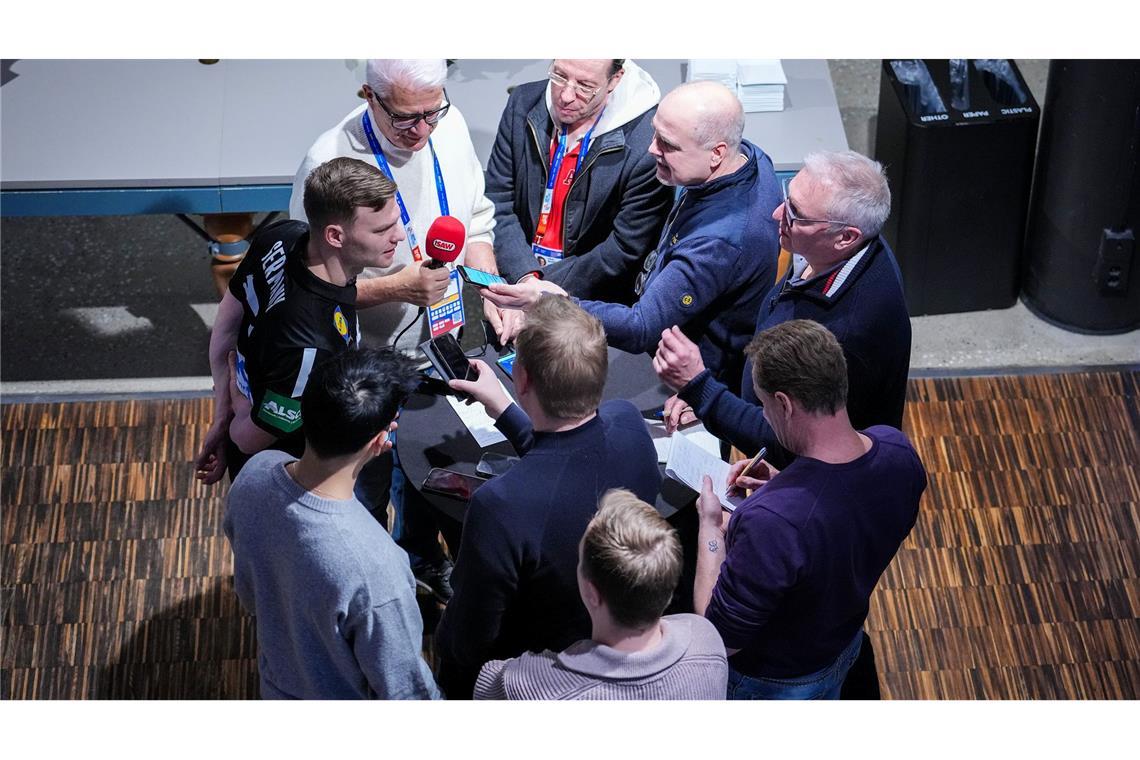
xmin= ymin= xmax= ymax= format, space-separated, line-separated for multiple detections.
xmin=2 ymin=371 xmax=1138 ymax=699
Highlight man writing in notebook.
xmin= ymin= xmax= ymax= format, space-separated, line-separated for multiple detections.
xmin=693 ymin=319 xmax=926 ymax=699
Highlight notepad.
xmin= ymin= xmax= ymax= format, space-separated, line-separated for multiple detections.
xmin=646 ymin=420 xmax=723 ymax=464
xmin=664 ymin=427 xmax=746 ymax=512
xmin=445 ymin=378 xmax=516 ymax=448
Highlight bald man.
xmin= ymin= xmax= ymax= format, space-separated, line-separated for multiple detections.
xmin=484 ymin=81 xmax=781 ymax=390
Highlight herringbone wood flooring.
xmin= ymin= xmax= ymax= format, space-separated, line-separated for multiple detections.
xmin=2 ymin=371 xmax=1138 ymax=699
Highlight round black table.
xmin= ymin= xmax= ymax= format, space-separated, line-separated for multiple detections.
xmin=396 ymin=344 xmax=698 ymax=542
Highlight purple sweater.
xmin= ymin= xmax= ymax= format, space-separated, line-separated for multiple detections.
xmin=706 ymin=426 xmax=926 ymax=679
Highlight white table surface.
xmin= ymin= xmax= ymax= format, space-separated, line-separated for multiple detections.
xmin=1 ymin=58 xmax=846 ymax=193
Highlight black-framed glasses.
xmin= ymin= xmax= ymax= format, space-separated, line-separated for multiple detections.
xmin=548 ymin=65 xmax=608 ymax=101
xmin=781 ymin=177 xmax=852 ymax=229
xmin=371 ymin=87 xmax=451 ymax=131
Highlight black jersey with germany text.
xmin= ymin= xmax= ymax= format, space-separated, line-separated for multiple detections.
xmin=228 ymin=220 xmax=359 ymax=454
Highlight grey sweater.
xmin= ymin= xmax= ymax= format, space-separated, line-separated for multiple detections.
xmin=224 ymin=450 xmax=440 ymax=700
xmin=473 ymin=614 xmax=728 ymax=700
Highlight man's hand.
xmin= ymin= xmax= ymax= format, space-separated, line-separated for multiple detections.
xmin=481 ymin=279 xmax=566 ymax=311
xmin=483 ymin=298 xmax=505 ymax=340
xmin=194 ymin=417 xmax=230 ymax=485
xmin=380 ymin=419 xmax=398 ymax=456
xmin=355 ymin=261 xmax=453 ymax=308
xmin=663 ymin=393 xmax=698 ymax=434
xmin=402 ymin=261 xmax=453 ymax=306
xmin=698 ymin=475 xmax=728 ymax=530
xmin=652 ymin=325 xmax=707 ymax=391
xmin=447 ymin=360 xmax=512 ymax=419
xmin=482 ymin=300 xmax=525 ymax=346
xmin=496 ymin=308 xmax=526 ymax=345
xmin=726 ymin=456 xmax=779 ymax=497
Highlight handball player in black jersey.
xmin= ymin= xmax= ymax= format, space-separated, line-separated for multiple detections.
xmin=194 ymin=157 xmax=402 ymax=483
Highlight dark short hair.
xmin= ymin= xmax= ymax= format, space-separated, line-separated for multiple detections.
xmin=746 ymin=319 xmax=848 ymax=414
xmin=514 ymin=296 xmax=607 ymax=420
xmin=610 ymin=59 xmax=625 ymax=77
xmin=301 ymin=348 xmax=420 ymax=459
xmin=580 ymin=489 xmax=682 ymax=629
xmin=303 ymin=157 xmax=397 ymax=232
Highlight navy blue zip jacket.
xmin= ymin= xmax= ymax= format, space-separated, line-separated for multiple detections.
xmin=485 ymin=77 xmax=674 ymax=304
xmin=680 ymin=235 xmax=912 ymax=466
xmin=581 ymin=140 xmax=781 ymax=387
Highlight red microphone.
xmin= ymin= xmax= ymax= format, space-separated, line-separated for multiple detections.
xmin=424 ymin=215 xmax=466 ymax=268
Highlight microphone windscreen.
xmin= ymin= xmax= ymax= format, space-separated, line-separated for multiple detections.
xmin=425 ymin=215 xmax=466 ymax=265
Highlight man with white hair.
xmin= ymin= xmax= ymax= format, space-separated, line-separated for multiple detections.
xmin=654 ymin=150 xmax=911 ymax=468
xmin=654 ymin=150 xmax=912 ymax=699
xmin=483 ymin=81 xmax=781 ymax=391
xmin=290 ymin=58 xmax=497 ymax=352
xmin=483 ymin=59 xmax=673 ymax=315
xmin=290 ymin=59 xmax=497 ymax=601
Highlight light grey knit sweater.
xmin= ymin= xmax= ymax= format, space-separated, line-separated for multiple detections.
xmin=225 ymin=450 xmax=440 ymax=700
xmin=473 ymin=613 xmax=728 ymax=700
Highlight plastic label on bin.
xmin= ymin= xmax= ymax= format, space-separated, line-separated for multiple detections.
xmin=974 ymin=60 xmax=1030 ymax=106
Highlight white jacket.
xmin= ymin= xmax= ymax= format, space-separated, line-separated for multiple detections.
xmin=289 ymin=102 xmax=495 ymax=351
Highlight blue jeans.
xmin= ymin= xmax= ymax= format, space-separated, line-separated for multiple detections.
xmin=727 ymin=629 xmax=864 ymax=700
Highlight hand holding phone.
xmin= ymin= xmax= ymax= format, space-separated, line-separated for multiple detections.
xmin=448 ymin=360 xmax=512 ymax=419
xmin=419 ymin=333 xmax=474 ymax=383
xmin=458 ymin=265 xmax=508 ymax=289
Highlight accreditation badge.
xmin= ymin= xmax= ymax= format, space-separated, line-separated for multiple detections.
xmin=531 ymin=243 xmax=564 ymax=267
xmin=427 ymin=267 xmax=465 ymax=339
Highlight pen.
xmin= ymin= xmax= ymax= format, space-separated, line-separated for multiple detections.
xmin=732 ymin=447 xmax=768 ymax=486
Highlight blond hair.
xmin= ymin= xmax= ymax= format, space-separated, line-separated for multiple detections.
xmin=580 ymin=489 xmax=682 ymax=628
xmin=515 ymin=296 xmax=607 ymax=420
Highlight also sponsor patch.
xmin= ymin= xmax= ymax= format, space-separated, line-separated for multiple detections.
xmin=258 ymin=390 xmax=303 ymax=433
xmin=334 ymin=306 xmax=350 ymax=345
xmin=680 ymin=294 xmax=694 ymax=307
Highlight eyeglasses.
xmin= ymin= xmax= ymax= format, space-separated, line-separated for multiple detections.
xmin=548 ymin=66 xmax=609 ymax=101
xmin=370 ymin=88 xmax=451 ymax=131
xmin=634 ymin=249 xmax=659 ymax=297
xmin=781 ymin=177 xmax=852 ymax=229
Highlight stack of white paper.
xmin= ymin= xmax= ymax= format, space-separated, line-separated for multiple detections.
xmin=737 ymin=59 xmax=786 ymax=113
xmin=688 ymin=59 xmax=738 ymax=90
xmin=645 ymin=419 xmax=722 ymax=464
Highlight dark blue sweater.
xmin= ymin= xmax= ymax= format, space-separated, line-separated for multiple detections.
xmin=706 ymin=426 xmax=926 ymax=679
xmin=680 ymin=235 xmax=912 ymax=466
xmin=579 ymin=140 xmax=781 ymax=387
xmin=434 ymin=398 xmax=661 ymax=698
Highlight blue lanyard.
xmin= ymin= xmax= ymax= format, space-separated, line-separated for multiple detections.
xmin=546 ymin=106 xmax=605 ymax=193
xmin=535 ymin=107 xmax=605 ymax=243
xmin=361 ymin=109 xmax=450 ymax=261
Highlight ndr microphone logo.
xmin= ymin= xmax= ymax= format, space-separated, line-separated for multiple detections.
xmin=432 ymin=240 xmax=457 ymax=252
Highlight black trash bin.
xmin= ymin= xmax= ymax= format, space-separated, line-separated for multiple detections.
xmin=874 ymin=59 xmax=1040 ymax=316
xmin=1021 ymin=60 xmax=1140 ymax=335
